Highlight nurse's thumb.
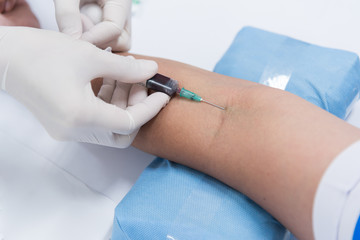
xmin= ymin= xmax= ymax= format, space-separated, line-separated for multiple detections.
xmin=96 ymin=51 xmax=158 ymax=84
xmin=54 ymin=0 xmax=83 ymax=39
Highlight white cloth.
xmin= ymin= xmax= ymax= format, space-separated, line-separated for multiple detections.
xmin=0 ymin=130 xmax=116 ymax=240
xmin=0 ymin=90 xmax=155 ymax=239
xmin=313 ymin=140 xmax=360 ymax=240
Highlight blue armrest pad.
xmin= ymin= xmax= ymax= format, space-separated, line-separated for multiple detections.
xmin=112 ymin=159 xmax=288 ymax=239
xmin=214 ymin=27 xmax=360 ymax=119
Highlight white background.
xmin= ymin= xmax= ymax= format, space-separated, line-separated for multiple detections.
xmin=0 ymin=0 xmax=360 ymax=239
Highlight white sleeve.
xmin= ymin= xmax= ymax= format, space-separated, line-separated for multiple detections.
xmin=313 ymin=140 xmax=360 ymax=240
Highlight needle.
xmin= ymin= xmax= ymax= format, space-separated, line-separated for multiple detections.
xmin=177 ymin=87 xmax=225 ymax=111
xmin=201 ymin=99 xmax=225 ymax=110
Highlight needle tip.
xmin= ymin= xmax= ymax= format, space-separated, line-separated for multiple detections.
xmin=201 ymin=99 xmax=225 ymax=110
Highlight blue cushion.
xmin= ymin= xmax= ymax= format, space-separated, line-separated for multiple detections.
xmin=112 ymin=159 xmax=288 ymax=239
xmin=214 ymin=26 xmax=360 ymax=119
xmin=353 ymin=216 xmax=360 ymax=240
xmin=112 ymin=27 xmax=360 ymax=240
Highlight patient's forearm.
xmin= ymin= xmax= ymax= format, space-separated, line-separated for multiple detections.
xmin=123 ymin=54 xmax=360 ymax=239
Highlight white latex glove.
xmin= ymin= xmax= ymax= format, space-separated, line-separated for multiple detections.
xmin=0 ymin=27 xmax=169 ymax=148
xmin=54 ymin=0 xmax=131 ymax=51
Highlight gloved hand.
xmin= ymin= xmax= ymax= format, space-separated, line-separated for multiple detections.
xmin=0 ymin=0 xmax=17 ymax=13
xmin=54 ymin=0 xmax=131 ymax=51
xmin=0 ymin=27 xmax=169 ymax=148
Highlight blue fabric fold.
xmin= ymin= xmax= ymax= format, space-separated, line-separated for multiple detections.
xmin=113 ymin=159 xmax=288 ymax=239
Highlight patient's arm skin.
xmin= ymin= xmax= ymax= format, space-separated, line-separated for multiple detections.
xmin=94 ymin=54 xmax=360 ymax=239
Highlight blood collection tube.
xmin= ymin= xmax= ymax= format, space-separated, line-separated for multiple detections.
xmin=145 ymin=73 xmax=179 ymax=97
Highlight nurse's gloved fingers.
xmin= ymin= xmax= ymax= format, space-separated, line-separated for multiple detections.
xmin=128 ymin=84 xmax=148 ymax=107
xmin=78 ymin=130 xmax=138 ymax=148
xmin=99 ymin=20 xmax=131 ymax=51
xmin=94 ymin=51 xmax=158 ymax=84
xmin=81 ymin=21 xmax=121 ymax=48
xmin=80 ymin=2 xmax=102 ymax=24
xmin=113 ymin=92 xmax=170 ymax=134
xmin=81 ymin=0 xmax=130 ymax=49
xmin=126 ymin=55 xmax=135 ymax=60
xmin=89 ymin=97 xmax=136 ymax=134
xmin=103 ymin=0 xmax=130 ymax=28
xmin=89 ymin=91 xmax=169 ymax=134
xmin=97 ymin=77 xmax=115 ymax=103
xmin=111 ymin=129 xmax=138 ymax=148
xmin=110 ymin=81 xmax=131 ymax=109
xmin=81 ymin=13 xmax=95 ymax=32
xmin=54 ymin=0 xmax=83 ymax=38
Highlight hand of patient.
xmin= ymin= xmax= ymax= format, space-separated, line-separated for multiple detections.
xmin=0 ymin=0 xmax=17 ymax=13
xmin=0 ymin=0 xmax=39 ymax=28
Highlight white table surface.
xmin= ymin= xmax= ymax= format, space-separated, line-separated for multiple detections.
xmin=1 ymin=0 xmax=360 ymax=239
